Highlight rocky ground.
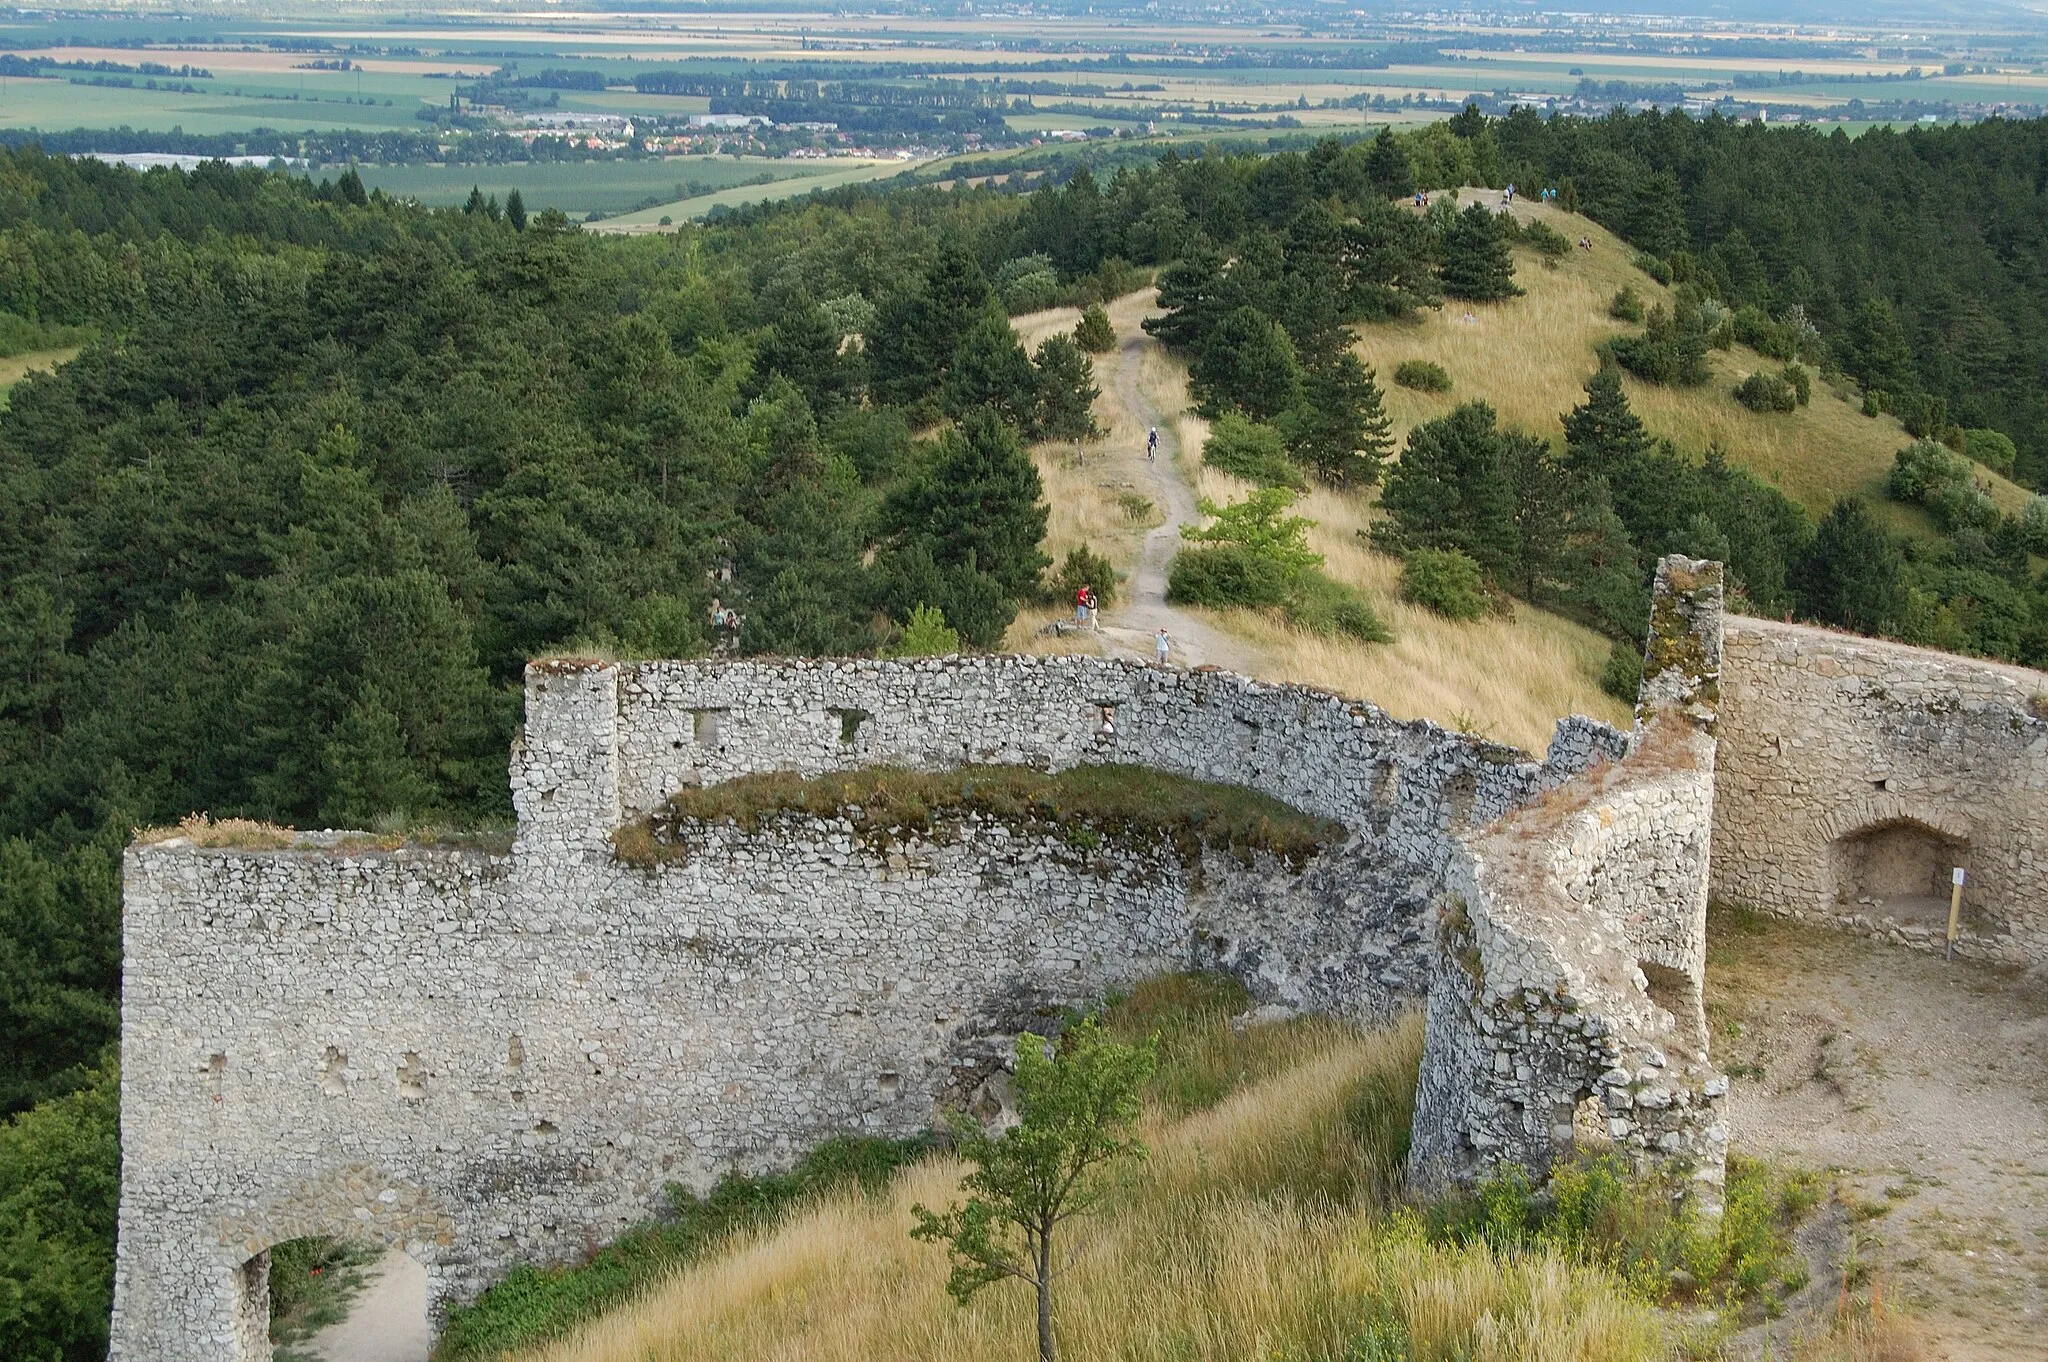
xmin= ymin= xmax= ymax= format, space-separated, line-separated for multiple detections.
xmin=1708 ymin=910 xmax=2048 ymax=1360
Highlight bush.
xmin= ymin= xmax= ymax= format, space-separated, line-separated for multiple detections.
xmin=1861 ymin=389 xmax=1884 ymax=418
xmin=1393 ymin=359 xmax=1451 ymax=393
xmin=1733 ymin=371 xmax=1797 ymax=413
xmin=1895 ymin=390 xmax=1948 ymax=439
xmin=1609 ymin=299 xmax=1709 ymax=387
xmin=1778 ymin=363 xmax=1811 ymax=407
xmin=995 ymin=254 xmax=1060 ymax=314
xmin=1201 ymin=412 xmax=1303 ymax=488
xmin=1072 ymin=303 xmax=1116 ymax=354
xmin=1962 ymin=427 xmax=2017 ymax=476
xmin=888 ymin=603 xmax=960 ymax=656
xmin=1282 ymin=572 xmax=1392 ymax=642
xmin=1731 ymin=304 xmax=1799 ymax=360
xmin=1167 ymin=544 xmax=1290 ymax=609
xmin=1519 ymin=219 xmax=1571 ymax=257
xmin=1607 ymin=286 xmax=1645 ymax=324
xmin=1047 ymin=543 xmax=1119 ymax=610
xmin=1600 ymin=640 xmax=1643 ymax=703
xmin=1631 ymin=252 xmax=1672 ymax=285
xmin=1400 ymin=548 xmax=1487 ymax=620
xmin=1888 ymin=439 xmax=2000 ymax=532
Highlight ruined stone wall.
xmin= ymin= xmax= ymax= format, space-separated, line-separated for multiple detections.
xmin=1411 ymin=559 xmax=1729 ymax=1204
xmin=1712 ymin=620 xmax=2048 ymax=966
xmin=112 ymin=655 xmax=1630 ymax=1362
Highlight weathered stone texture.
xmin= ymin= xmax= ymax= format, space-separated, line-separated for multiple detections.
xmin=112 ymin=655 xmax=1626 ymax=1362
xmin=1411 ymin=559 xmax=1728 ymax=1205
xmin=1713 ymin=619 xmax=2048 ymax=965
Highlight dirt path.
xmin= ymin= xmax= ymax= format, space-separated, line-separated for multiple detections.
xmin=1708 ymin=913 xmax=2048 ymax=1360
xmin=304 ymin=1245 xmax=430 ymax=1362
xmin=1092 ymin=331 xmax=1256 ymax=673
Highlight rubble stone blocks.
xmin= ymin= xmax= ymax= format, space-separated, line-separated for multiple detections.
xmin=1411 ymin=556 xmax=1730 ymax=1208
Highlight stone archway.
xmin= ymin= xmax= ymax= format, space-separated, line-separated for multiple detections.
xmin=1819 ymin=798 xmax=1972 ymax=928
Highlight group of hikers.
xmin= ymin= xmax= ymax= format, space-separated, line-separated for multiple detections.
xmin=706 ymin=597 xmax=744 ymax=652
xmin=1074 ymin=583 xmax=1173 ymax=665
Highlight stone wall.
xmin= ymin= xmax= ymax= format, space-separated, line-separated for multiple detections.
xmin=112 ymin=655 xmax=1629 ymax=1362
xmin=1410 ymin=558 xmax=1729 ymax=1204
xmin=1713 ymin=620 xmax=2048 ymax=966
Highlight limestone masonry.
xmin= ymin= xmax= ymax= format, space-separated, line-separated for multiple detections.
xmin=110 ymin=557 xmax=2048 ymax=1359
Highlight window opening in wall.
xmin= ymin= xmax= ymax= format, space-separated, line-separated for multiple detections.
xmin=1639 ymin=962 xmax=1705 ymax=1056
xmin=255 ymin=1237 xmax=426 ymax=1361
xmin=1571 ymin=1093 xmax=1612 ymax=1155
xmin=1370 ymin=761 xmax=1400 ymax=818
xmin=504 ymin=1034 xmax=525 ymax=1072
xmin=1443 ymin=768 xmax=1479 ymax=827
xmin=397 ymin=1052 xmax=427 ymax=1100
xmin=321 ymin=1047 xmax=348 ymax=1097
xmin=877 ymin=1071 xmax=902 ymax=1098
xmin=206 ymin=1051 xmax=225 ymax=1104
xmin=691 ymin=709 xmax=725 ymax=747
xmin=1831 ymin=819 xmax=1971 ymax=927
xmin=831 ymin=706 xmax=871 ymax=745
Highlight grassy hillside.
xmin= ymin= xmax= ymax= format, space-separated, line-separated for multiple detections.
xmin=509 ymin=984 xmax=1670 ymax=1362
xmin=1358 ymin=195 xmax=2035 ymax=540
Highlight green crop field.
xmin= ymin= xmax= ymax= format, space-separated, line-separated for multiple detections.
xmin=355 ymin=156 xmax=844 ymax=216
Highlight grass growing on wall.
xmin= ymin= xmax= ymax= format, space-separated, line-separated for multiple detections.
xmin=614 ymin=763 xmax=1345 ymax=869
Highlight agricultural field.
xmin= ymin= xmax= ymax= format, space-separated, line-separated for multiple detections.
xmin=353 ymin=155 xmax=841 ymax=216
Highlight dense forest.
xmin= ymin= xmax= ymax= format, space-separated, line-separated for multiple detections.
xmin=7 ymin=105 xmax=2048 ymax=1359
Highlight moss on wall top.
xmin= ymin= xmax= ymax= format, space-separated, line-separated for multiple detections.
xmin=614 ymin=764 xmax=1344 ymax=870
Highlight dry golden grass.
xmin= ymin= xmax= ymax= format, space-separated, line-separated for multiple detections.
xmin=1357 ymin=196 xmax=2033 ymax=538
xmin=1187 ymin=461 xmax=1628 ymax=751
xmin=525 ymin=1014 xmax=1661 ymax=1362
xmin=135 ymin=813 xmax=297 ymax=849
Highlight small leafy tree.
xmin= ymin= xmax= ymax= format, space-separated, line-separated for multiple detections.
xmin=1181 ymin=487 xmax=1324 ymax=578
xmin=1072 ymin=303 xmax=1116 ymax=354
xmin=912 ymin=1020 xmax=1156 ymax=1362
xmin=891 ymin=603 xmax=960 ymax=656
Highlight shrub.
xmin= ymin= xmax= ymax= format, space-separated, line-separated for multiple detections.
xmin=1861 ymin=389 xmax=1884 ymax=418
xmin=1779 ymin=363 xmax=1811 ymax=406
xmin=1400 ymin=548 xmax=1487 ymax=620
xmin=1733 ymin=371 xmax=1797 ymax=413
xmin=1393 ymin=359 xmax=1452 ymax=393
xmin=1609 ymin=299 xmax=1708 ymax=387
xmin=1601 ymin=640 xmax=1643 ymax=702
xmin=1888 ymin=439 xmax=1999 ymax=532
xmin=1607 ymin=286 xmax=1645 ymax=324
xmin=1282 ymin=572 xmax=1392 ymax=643
xmin=1072 ymin=302 xmax=1116 ymax=354
xmin=889 ymin=603 xmax=959 ymax=656
xmin=1201 ymin=412 xmax=1303 ymax=488
xmin=1167 ymin=544 xmax=1290 ymax=609
xmin=1895 ymin=390 xmax=1948 ymax=439
xmin=1520 ymin=219 xmax=1571 ymax=258
xmin=1047 ymin=543 xmax=1119 ymax=610
xmin=1631 ymin=252 xmax=1672 ymax=285
xmin=1962 ymin=427 xmax=2017 ymax=476
xmin=1731 ymin=304 xmax=1799 ymax=360
xmin=995 ymin=253 xmax=1061 ymax=314
xmin=2021 ymin=496 xmax=2048 ymax=554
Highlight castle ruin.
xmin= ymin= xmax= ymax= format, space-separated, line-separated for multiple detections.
xmin=109 ymin=557 xmax=2048 ymax=1360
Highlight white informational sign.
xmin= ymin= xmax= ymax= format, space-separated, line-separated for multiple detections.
xmin=1953 ymin=867 xmax=1967 ymax=887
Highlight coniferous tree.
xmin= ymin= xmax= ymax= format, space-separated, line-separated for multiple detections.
xmin=1190 ymin=307 xmax=1302 ymax=420
xmin=1278 ymin=351 xmax=1393 ymax=486
xmin=463 ymin=185 xmax=487 ymax=216
xmin=1363 ymin=126 xmax=1414 ymax=199
xmin=1032 ymin=336 xmax=1100 ymax=442
xmin=943 ymin=310 xmax=1041 ymax=432
xmin=1375 ymin=402 xmax=1519 ymax=583
xmin=1794 ymin=499 xmax=1907 ymax=635
xmin=1439 ymin=203 xmax=1520 ymax=302
xmin=336 ymin=166 xmax=368 ymax=208
xmin=504 ymin=188 xmax=527 ymax=231
xmin=882 ymin=409 xmax=1050 ymax=600
xmin=1072 ymin=303 xmax=1116 ymax=354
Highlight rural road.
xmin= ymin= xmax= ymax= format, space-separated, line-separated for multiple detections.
xmin=305 ymin=1246 xmax=430 ymax=1362
xmin=1097 ymin=331 xmax=1256 ymax=674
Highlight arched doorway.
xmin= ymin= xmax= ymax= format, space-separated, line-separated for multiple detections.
xmin=1830 ymin=819 xmax=1969 ymax=925
xmin=248 ymin=1235 xmax=430 ymax=1362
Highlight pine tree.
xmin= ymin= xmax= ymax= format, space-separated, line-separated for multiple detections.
xmin=1363 ymin=126 xmax=1414 ymax=199
xmin=1032 ymin=336 xmax=1100 ymax=442
xmin=1794 ymin=499 xmax=1906 ymax=635
xmin=1072 ymin=303 xmax=1115 ymax=354
xmin=943 ymin=309 xmax=1041 ymax=432
xmin=1277 ymin=351 xmax=1393 ymax=486
xmin=1375 ymin=401 xmax=1519 ymax=583
xmin=1190 ymin=307 xmax=1302 ymax=420
xmin=463 ymin=185 xmax=487 ymax=216
xmin=1439 ymin=203 xmax=1520 ymax=301
xmin=882 ymin=410 xmax=1050 ymax=599
xmin=336 ymin=166 xmax=368 ymax=208
xmin=505 ymin=188 xmax=527 ymax=231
